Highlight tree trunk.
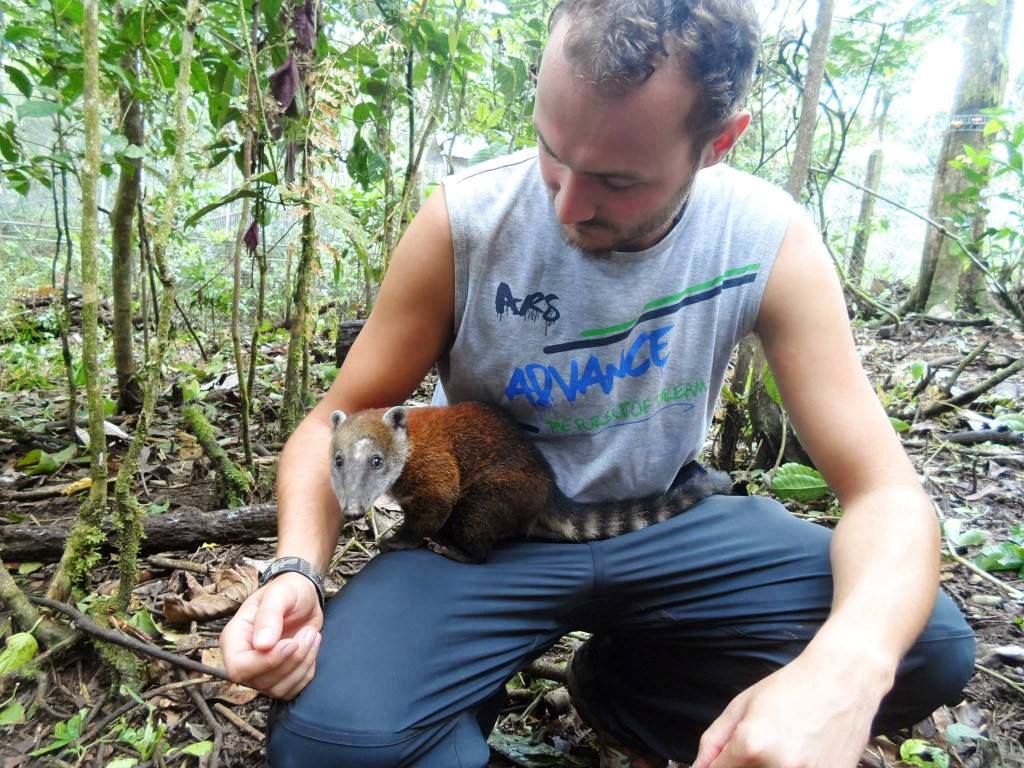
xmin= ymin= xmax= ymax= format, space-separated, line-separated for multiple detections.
xmin=112 ymin=0 xmax=202 ymax=613
xmin=47 ymin=0 xmax=107 ymax=602
xmin=848 ymin=95 xmax=890 ymax=290
xmin=281 ymin=0 xmax=322 ymax=436
xmin=784 ymin=0 xmax=834 ymax=201
xmin=906 ymin=0 xmax=1012 ymax=314
xmin=231 ymin=2 xmax=259 ymax=469
xmin=1 ymin=505 xmax=278 ymax=562
xmin=110 ymin=27 xmax=144 ymax=414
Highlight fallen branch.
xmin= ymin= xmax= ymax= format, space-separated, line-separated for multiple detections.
xmin=28 ymin=595 xmax=231 ymax=681
xmin=944 ymin=430 xmax=1023 ymax=446
xmin=524 ymin=659 xmax=566 ymax=685
xmin=182 ymin=669 xmax=224 ymax=768
xmin=941 ymin=339 xmax=990 ymax=398
xmin=0 ymin=559 xmax=69 ymax=646
xmin=183 ymin=404 xmax=252 ymax=507
xmin=921 ymin=356 xmax=1024 ymax=418
xmin=916 ymin=314 xmax=994 ymax=327
xmin=213 ymin=701 xmax=265 ymax=741
xmin=0 ymin=503 xmax=277 ymax=561
xmin=84 ymin=674 xmax=213 ymax=745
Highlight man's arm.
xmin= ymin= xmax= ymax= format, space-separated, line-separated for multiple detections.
xmin=275 ymin=186 xmax=456 ymax=573
xmin=220 ymin=187 xmax=456 ymax=698
xmin=694 ymin=209 xmax=940 ymax=768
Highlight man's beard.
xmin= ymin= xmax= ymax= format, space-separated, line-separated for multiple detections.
xmin=556 ymin=177 xmax=695 ymax=259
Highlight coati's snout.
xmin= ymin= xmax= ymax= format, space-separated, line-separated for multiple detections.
xmin=328 ymin=407 xmax=411 ymax=523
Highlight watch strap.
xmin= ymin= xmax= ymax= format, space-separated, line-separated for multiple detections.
xmin=258 ymin=556 xmax=325 ymax=608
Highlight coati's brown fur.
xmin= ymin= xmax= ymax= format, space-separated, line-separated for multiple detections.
xmin=329 ymin=401 xmax=730 ymax=563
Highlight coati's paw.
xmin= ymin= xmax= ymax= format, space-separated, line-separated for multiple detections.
xmin=425 ymin=538 xmax=484 ymax=564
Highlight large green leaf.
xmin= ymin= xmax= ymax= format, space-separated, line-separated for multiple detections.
xmin=0 ymin=633 xmax=39 ymax=675
xmin=4 ymin=66 xmax=32 ymax=98
xmin=16 ymin=100 xmax=62 ymax=119
xmin=184 ymin=188 xmax=263 ymax=228
xmin=770 ymin=463 xmax=831 ymax=502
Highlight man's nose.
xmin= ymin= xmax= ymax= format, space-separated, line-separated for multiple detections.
xmin=553 ymin=171 xmax=597 ymax=226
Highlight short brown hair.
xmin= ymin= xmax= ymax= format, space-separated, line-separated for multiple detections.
xmin=549 ymin=0 xmax=760 ymax=139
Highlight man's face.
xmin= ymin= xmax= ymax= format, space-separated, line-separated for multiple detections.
xmin=533 ymin=19 xmax=709 ymax=255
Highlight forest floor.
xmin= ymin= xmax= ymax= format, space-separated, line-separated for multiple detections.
xmin=1 ymin=314 xmax=1022 ymax=768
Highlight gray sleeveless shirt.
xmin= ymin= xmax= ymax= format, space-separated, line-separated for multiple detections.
xmin=433 ymin=148 xmax=797 ymax=503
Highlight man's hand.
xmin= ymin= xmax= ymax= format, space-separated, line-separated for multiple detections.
xmin=219 ymin=572 xmax=323 ymax=700
xmin=692 ymin=647 xmax=888 ymax=768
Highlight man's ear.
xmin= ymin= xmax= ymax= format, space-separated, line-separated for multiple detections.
xmin=701 ymin=111 xmax=752 ymax=168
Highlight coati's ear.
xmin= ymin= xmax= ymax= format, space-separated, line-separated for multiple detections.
xmin=330 ymin=410 xmax=347 ymax=430
xmin=383 ymin=406 xmax=407 ymax=431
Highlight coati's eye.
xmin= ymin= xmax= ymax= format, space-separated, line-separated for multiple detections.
xmin=371 ymin=455 xmax=383 ymax=469
xmin=334 ymin=455 xmax=343 ymax=468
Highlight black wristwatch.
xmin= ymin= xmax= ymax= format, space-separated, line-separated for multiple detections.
xmin=258 ymin=556 xmax=325 ymax=609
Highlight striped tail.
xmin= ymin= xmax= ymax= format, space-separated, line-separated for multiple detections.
xmin=529 ymin=469 xmax=733 ymax=542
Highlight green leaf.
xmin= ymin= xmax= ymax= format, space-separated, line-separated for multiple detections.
xmin=762 ymin=365 xmax=782 ymax=408
xmin=178 ymin=741 xmax=214 ymax=757
xmin=770 ymin=463 xmax=830 ymax=502
xmin=910 ymin=360 xmax=927 ymax=380
xmin=4 ymin=66 xmax=33 ymax=98
xmin=16 ymin=100 xmax=62 ymax=119
xmin=899 ymin=738 xmax=950 ymax=768
xmin=184 ymin=188 xmax=262 ymax=228
xmin=54 ymin=0 xmax=85 ymax=24
xmin=944 ymin=723 xmax=986 ymax=745
xmin=994 ymin=412 xmax=1024 ymax=432
xmin=2 ymin=24 xmax=34 ymax=43
xmin=122 ymin=144 xmax=146 ymax=160
xmin=263 ymin=0 xmax=285 ymax=33
xmin=17 ymin=562 xmax=43 ymax=575
xmin=0 ymin=699 xmax=26 ymax=726
xmin=128 ymin=608 xmax=160 ymax=639
xmin=0 ymin=633 xmax=39 ymax=675
xmin=889 ymin=417 xmax=911 ymax=432
xmin=975 ymin=542 xmax=1024 ymax=572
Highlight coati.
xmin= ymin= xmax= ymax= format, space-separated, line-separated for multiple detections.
xmin=329 ymin=401 xmax=731 ymax=563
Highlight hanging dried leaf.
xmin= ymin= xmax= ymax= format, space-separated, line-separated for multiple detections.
xmin=243 ymin=219 xmax=259 ymax=255
xmin=293 ymin=0 xmax=316 ymax=52
xmin=269 ymin=54 xmax=299 ymax=115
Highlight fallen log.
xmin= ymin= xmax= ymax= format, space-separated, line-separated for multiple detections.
xmin=0 ymin=503 xmax=278 ymax=561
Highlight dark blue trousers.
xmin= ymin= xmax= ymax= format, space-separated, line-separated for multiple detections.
xmin=267 ymin=495 xmax=975 ymax=767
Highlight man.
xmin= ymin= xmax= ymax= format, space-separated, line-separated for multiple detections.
xmin=220 ymin=1 xmax=975 ymax=766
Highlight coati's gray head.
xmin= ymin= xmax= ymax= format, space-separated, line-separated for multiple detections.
xmin=329 ymin=406 xmax=410 ymax=522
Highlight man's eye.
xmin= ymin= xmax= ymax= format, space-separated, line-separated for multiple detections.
xmin=603 ymin=178 xmax=638 ymax=191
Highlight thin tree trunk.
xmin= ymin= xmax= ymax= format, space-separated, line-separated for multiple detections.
xmin=231 ymin=0 xmax=259 ymax=468
xmin=281 ymin=0 xmax=321 ymax=435
xmin=283 ymin=186 xmax=316 ymax=434
xmin=112 ymin=0 xmax=202 ymax=613
xmin=47 ymin=0 xmax=106 ymax=602
xmin=848 ymin=94 xmax=890 ymax=289
xmin=905 ymin=0 xmax=1012 ymax=313
xmin=784 ymin=0 xmax=834 ymax=201
xmin=49 ymin=156 xmax=77 ymax=437
xmin=110 ymin=19 xmax=144 ymax=413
